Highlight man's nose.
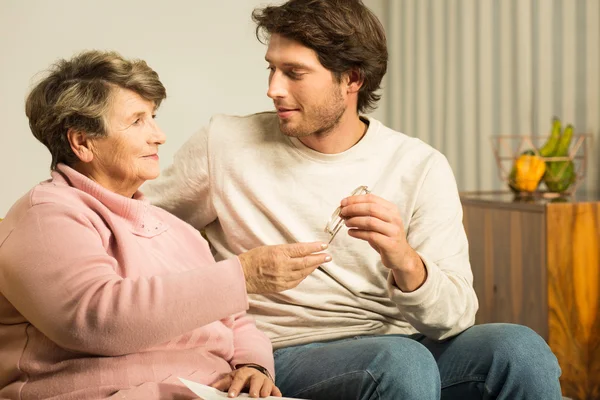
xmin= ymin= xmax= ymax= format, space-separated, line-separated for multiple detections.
xmin=267 ymin=71 xmax=288 ymax=99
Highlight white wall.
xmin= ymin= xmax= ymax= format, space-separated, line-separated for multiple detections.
xmin=0 ymin=0 xmax=388 ymax=216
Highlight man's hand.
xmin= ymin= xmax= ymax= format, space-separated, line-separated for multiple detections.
xmin=211 ymin=366 xmax=282 ymax=398
xmin=238 ymin=242 xmax=330 ymax=294
xmin=340 ymin=193 xmax=426 ymax=292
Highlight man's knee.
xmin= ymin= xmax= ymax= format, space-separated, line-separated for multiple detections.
xmin=363 ymin=337 xmax=441 ymax=399
xmin=486 ymin=325 xmax=558 ymax=367
xmin=274 ymin=336 xmax=441 ymax=400
xmin=483 ymin=324 xmax=561 ymax=390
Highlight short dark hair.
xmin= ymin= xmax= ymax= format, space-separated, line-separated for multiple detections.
xmin=25 ymin=50 xmax=167 ymax=169
xmin=252 ymin=0 xmax=388 ymax=114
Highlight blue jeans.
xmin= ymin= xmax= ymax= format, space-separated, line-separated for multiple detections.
xmin=273 ymin=323 xmax=562 ymax=400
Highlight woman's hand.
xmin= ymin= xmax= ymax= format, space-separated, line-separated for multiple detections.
xmin=238 ymin=242 xmax=330 ymax=294
xmin=211 ymin=366 xmax=282 ymax=398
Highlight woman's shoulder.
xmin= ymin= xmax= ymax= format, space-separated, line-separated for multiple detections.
xmin=3 ymin=181 xmax=100 ymax=228
xmin=0 ymin=182 xmax=84 ymax=246
xmin=30 ymin=179 xmax=96 ymax=212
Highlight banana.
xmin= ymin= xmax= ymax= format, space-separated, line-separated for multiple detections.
xmin=538 ymin=117 xmax=561 ymax=157
xmin=544 ymin=123 xmax=576 ymax=193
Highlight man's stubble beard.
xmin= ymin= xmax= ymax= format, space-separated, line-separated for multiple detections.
xmin=279 ymin=88 xmax=346 ymax=139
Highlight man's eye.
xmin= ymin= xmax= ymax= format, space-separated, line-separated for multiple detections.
xmin=132 ymin=118 xmax=141 ymax=125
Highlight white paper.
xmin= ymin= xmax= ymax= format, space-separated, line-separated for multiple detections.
xmin=178 ymin=378 xmax=305 ymax=400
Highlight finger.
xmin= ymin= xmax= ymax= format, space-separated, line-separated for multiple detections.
xmin=347 ymin=229 xmax=396 ymax=249
xmin=283 ymin=241 xmax=328 ymax=258
xmin=282 ymin=279 xmax=307 ymax=291
xmin=248 ymin=374 xmax=264 ymax=398
xmin=340 ymin=202 xmax=395 ymax=223
xmin=210 ymin=375 xmax=232 ymax=391
xmin=291 ymin=257 xmax=324 ymax=279
xmin=228 ymin=372 xmax=249 ymax=398
xmin=262 ymin=257 xmax=321 ymax=281
xmin=299 ymin=253 xmax=332 ymax=269
xmin=345 ymin=216 xmax=400 ymax=238
xmin=272 ymin=385 xmax=283 ymax=397
xmin=259 ymin=378 xmax=274 ymax=398
xmin=285 ymin=252 xmax=331 ymax=272
xmin=281 ymin=260 xmax=323 ymax=289
xmin=279 ymin=266 xmax=321 ymax=290
xmin=341 ymin=192 xmax=393 ymax=207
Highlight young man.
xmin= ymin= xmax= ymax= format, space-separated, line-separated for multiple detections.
xmin=144 ymin=0 xmax=562 ymax=398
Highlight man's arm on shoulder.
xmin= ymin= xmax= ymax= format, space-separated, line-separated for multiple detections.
xmin=143 ymin=125 xmax=217 ymax=230
xmin=388 ymin=153 xmax=478 ymax=341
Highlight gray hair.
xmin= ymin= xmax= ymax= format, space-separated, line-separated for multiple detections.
xmin=25 ymin=50 xmax=167 ymax=169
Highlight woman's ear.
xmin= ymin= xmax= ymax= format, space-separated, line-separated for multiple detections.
xmin=67 ymin=128 xmax=94 ymax=163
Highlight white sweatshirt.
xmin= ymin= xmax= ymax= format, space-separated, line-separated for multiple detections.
xmin=144 ymin=112 xmax=478 ymax=349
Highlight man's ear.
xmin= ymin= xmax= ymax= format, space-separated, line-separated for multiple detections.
xmin=345 ymin=69 xmax=364 ymax=94
xmin=67 ymin=128 xmax=94 ymax=163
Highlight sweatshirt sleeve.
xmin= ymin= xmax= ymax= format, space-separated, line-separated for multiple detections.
xmin=142 ymin=125 xmax=216 ymax=231
xmin=229 ymin=312 xmax=276 ymax=379
xmin=0 ymin=203 xmax=249 ymax=356
xmin=387 ymin=153 xmax=479 ymax=340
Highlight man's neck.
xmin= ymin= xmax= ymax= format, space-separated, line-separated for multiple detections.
xmin=298 ymin=112 xmax=368 ymax=154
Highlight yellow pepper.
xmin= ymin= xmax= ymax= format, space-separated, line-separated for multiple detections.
xmin=509 ymin=152 xmax=546 ymax=193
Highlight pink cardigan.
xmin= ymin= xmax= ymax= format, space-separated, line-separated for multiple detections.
xmin=0 ymin=164 xmax=274 ymax=399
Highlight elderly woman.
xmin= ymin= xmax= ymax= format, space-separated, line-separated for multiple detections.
xmin=0 ymin=50 xmax=328 ymax=399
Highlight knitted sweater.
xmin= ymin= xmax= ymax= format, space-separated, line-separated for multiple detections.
xmin=0 ymin=164 xmax=273 ymax=399
xmin=144 ymin=112 xmax=478 ymax=349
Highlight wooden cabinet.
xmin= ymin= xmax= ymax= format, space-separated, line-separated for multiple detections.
xmin=461 ymin=192 xmax=600 ymax=400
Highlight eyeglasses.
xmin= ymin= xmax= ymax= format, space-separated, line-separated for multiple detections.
xmin=324 ymin=185 xmax=371 ymax=244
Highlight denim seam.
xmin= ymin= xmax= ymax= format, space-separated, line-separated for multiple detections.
xmin=364 ymin=369 xmax=381 ymax=400
xmin=441 ymin=374 xmax=487 ymax=389
xmin=484 ymin=382 xmax=499 ymax=398
xmin=288 ymin=370 xmax=380 ymax=399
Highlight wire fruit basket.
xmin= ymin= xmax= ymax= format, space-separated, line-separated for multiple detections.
xmin=490 ymin=134 xmax=592 ymax=198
